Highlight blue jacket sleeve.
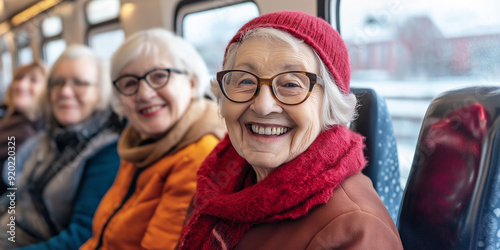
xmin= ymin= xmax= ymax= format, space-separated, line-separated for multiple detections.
xmin=15 ymin=141 xmax=120 ymax=250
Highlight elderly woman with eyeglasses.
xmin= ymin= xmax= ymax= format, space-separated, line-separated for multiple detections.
xmin=0 ymin=45 xmax=123 ymax=250
xmin=177 ymin=11 xmax=403 ymax=249
xmin=80 ymin=28 xmax=225 ymax=250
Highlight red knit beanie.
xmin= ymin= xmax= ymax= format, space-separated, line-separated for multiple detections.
xmin=224 ymin=11 xmax=351 ymax=94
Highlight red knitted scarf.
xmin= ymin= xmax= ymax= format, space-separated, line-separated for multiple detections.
xmin=178 ymin=126 xmax=366 ymax=249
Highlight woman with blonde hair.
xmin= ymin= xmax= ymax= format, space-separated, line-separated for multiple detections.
xmin=0 ymin=62 xmax=46 ymax=194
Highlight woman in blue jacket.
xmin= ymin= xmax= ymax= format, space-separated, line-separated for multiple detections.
xmin=0 ymin=44 xmax=123 ymax=249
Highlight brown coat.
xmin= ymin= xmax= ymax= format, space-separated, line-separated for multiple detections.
xmin=236 ymin=173 xmax=403 ymax=250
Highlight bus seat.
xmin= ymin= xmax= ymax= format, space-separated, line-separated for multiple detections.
xmin=350 ymin=87 xmax=402 ymax=224
xmin=398 ymin=86 xmax=500 ymax=250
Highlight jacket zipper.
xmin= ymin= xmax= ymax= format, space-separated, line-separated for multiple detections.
xmin=95 ymin=168 xmax=144 ymax=250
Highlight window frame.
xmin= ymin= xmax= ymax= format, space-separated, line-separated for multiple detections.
xmin=15 ymin=30 xmax=32 ymax=67
xmin=174 ymin=0 xmax=259 ymax=36
xmin=40 ymin=15 xmax=65 ymax=65
xmin=86 ymin=21 xmax=123 ymax=46
xmin=42 ymin=38 xmax=66 ymax=66
xmin=84 ymin=0 xmax=122 ymax=47
xmin=318 ymin=0 xmax=341 ymax=33
xmin=0 ymin=39 xmax=13 ymax=99
xmin=16 ymin=46 xmax=33 ymax=67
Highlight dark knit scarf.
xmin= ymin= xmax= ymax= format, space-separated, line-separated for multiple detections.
xmin=49 ymin=109 xmax=123 ymax=152
xmin=178 ymin=125 xmax=366 ymax=249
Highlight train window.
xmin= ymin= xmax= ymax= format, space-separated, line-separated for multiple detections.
xmin=336 ymin=0 xmax=500 ymax=185
xmin=1 ymin=52 xmax=12 ymax=82
xmin=44 ymin=39 xmax=66 ymax=66
xmin=88 ymin=27 xmax=124 ymax=60
xmin=17 ymin=47 xmax=33 ymax=66
xmin=180 ymin=1 xmax=259 ymax=74
xmin=1 ymin=48 xmax=13 ymax=99
xmin=86 ymin=0 xmax=120 ymax=25
xmin=16 ymin=30 xmax=32 ymax=66
xmin=42 ymin=15 xmax=66 ymax=66
xmin=85 ymin=0 xmax=124 ymax=59
xmin=42 ymin=15 xmax=63 ymax=38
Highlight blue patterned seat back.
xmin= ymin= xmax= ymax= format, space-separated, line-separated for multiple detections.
xmin=398 ymin=86 xmax=500 ymax=250
xmin=350 ymin=87 xmax=402 ymax=224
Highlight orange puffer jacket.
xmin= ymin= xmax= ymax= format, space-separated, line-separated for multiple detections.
xmin=80 ymin=134 xmax=219 ymax=250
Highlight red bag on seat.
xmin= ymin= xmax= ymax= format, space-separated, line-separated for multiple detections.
xmin=412 ymin=103 xmax=490 ymax=239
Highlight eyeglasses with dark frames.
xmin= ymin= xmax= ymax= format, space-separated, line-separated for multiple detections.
xmin=216 ymin=69 xmax=323 ymax=105
xmin=113 ymin=68 xmax=187 ymax=96
xmin=49 ymin=77 xmax=95 ymax=94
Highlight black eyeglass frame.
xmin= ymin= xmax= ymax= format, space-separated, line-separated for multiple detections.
xmin=48 ymin=77 xmax=95 ymax=90
xmin=216 ymin=69 xmax=323 ymax=105
xmin=112 ymin=68 xmax=187 ymax=96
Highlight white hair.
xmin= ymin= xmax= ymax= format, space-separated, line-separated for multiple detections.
xmin=110 ymin=28 xmax=209 ymax=117
xmin=212 ymin=27 xmax=357 ymax=129
xmin=45 ymin=44 xmax=111 ymax=114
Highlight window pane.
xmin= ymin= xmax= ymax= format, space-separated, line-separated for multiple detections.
xmin=44 ymin=39 xmax=66 ymax=66
xmin=42 ymin=15 xmax=63 ymax=37
xmin=1 ymin=51 xmax=13 ymax=103
xmin=89 ymin=29 xmax=125 ymax=60
xmin=86 ymin=0 xmax=120 ymax=25
xmin=339 ymin=0 xmax=500 ymax=186
xmin=182 ymin=2 xmax=259 ymax=75
xmin=16 ymin=30 xmax=30 ymax=47
xmin=18 ymin=47 xmax=33 ymax=66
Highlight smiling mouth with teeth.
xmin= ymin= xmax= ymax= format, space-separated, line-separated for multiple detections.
xmin=250 ymin=124 xmax=290 ymax=136
xmin=140 ymin=105 xmax=164 ymax=114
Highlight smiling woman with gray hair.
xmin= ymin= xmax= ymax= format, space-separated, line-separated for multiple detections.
xmin=178 ymin=11 xmax=403 ymax=249
xmin=0 ymin=44 xmax=123 ymax=250
xmin=81 ymin=28 xmax=225 ymax=250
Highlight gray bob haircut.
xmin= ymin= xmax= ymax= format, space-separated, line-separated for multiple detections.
xmin=45 ymin=44 xmax=111 ymax=113
xmin=213 ymin=27 xmax=357 ymax=129
xmin=110 ymin=28 xmax=209 ymax=117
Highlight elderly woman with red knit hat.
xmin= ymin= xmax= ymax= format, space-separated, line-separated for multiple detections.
xmin=178 ymin=11 xmax=403 ymax=249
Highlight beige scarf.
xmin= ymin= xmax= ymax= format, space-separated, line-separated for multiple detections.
xmin=118 ymin=99 xmax=226 ymax=168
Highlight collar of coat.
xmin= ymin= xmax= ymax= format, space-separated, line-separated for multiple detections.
xmin=118 ymin=98 xmax=226 ymax=168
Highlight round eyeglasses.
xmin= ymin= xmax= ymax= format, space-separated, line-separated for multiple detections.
xmin=113 ymin=68 xmax=187 ymax=96
xmin=216 ymin=70 xmax=323 ymax=105
xmin=49 ymin=77 xmax=95 ymax=94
